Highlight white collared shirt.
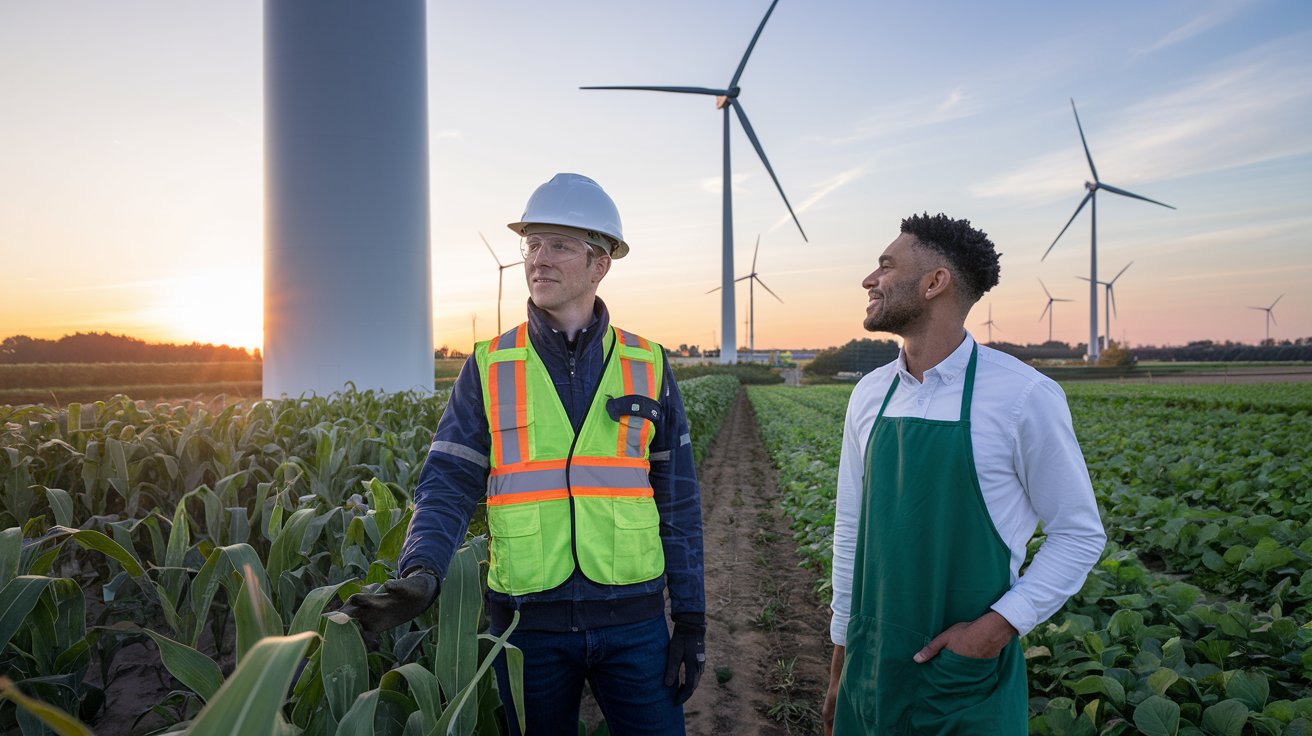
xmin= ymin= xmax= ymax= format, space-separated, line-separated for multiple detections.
xmin=830 ymin=333 xmax=1107 ymax=645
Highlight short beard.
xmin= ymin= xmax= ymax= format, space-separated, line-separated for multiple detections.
xmin=863 ymin=277 xmax=925 ymax=335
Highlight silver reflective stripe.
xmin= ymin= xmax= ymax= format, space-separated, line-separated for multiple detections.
xmin=649 ymin=450 xmax=671 ymax=462
xmin=489 ymin=467 xmax=569 ymax=497
xmin=623 ymin=415 xmax=645 ymax=458
xmin=619 ymin=328 xmax=641 ymax=347
xmin=431 ymin=440 xmax=488 ymax=468
xmin=680 ymin=433 xmax=691 ymax=446
xmin=570 ymin=463 xmax=648 ymax=490
xmin=493 ymin=359 xmax=522 ymax=465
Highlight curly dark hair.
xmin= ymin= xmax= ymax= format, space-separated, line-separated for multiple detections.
xmin=900 ymin=212 xmax=1001 ymax=302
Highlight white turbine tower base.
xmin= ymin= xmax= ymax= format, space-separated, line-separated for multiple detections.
xmin=264 ymin=0 xmax=434 ymax=398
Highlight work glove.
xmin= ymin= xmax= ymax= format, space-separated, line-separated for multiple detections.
xmin=664 ymin=612 xmax=706 ymax=705
xmin=339 ymin=567 xmax=440 ymax=633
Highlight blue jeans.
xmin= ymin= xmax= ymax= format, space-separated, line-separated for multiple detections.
xmin=490 ymin=615 xmax=686 ymax=736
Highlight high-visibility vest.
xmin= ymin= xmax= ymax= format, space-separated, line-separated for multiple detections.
xmin=474 ymin=322 xmax=666 ymax=595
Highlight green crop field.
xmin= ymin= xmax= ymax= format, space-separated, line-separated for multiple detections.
xmin=749 ymin=382 xmax=1312 ymax=735
xmin=0 ymin=375 xmax=741 ymax=734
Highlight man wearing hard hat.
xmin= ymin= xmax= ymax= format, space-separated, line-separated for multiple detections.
xmin=344 ymin=174 xmax=706 ymax=735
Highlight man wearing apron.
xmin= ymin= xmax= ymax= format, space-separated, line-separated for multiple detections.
xmin=821 ymin=214 xmax=1107 ymax=735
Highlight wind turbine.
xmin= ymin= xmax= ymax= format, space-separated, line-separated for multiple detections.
xmin=1042 ymin=99 xmax=1175 ymax=363
xmin=979 ymin=303 xmax=1002 ymax=344
xmin=1038 ymin=279 xmax=1074 ymax=344
xmin=480 ymin=232 xmax=523 ymax=335
xmin=582 ymin=0 xmax=806 ymax=365
xmin=707 ymin=236 xmax=783 ymax=359
xmin=1248 ymin=294 xmax=1283 ymax=343
xmin=1077 ymin=261 xmax=1132 ymax=351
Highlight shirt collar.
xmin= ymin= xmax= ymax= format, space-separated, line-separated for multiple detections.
xmin=526 ymin=296 xmax=609 ymax=356
xmin=894 ymin=331 xmax=976 ymax=385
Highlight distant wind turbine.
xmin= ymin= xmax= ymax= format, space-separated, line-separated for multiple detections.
xmin=480 ymin=232 xmax=523 ymax=334
xmin=707 ymin=236 xmax=783 ymax=358
xmin=1248 ymin=294 xmax=1283 ymax=343
xmin=980 ymin=303 xmax=1002 ymax=344
xmin=1077 ymin=261 xmax=1132 ymax=351
xmin=1038 ymin=279 xmax=1074 ymax=343
xmin=583 ymin=0 xmax=806 ymax=365
xmin=1042 ymin=99 xmax=1175 ymax=363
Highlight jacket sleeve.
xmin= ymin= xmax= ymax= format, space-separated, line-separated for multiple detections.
xmin=398 ymin=356 xmax=492 ymax=579
xmin=648 ymin=355 xmax=706 ymax=615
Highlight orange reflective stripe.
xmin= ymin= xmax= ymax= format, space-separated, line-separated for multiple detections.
xmin=571 ymin=456 xmax=649 ymax=469
xmin=490 ymin=458 xmax=569 ymax=476
xmin=486 ymin=489 xmax=569 ymax=505
xmin=570 ymin=486 xmax=654 ymax=498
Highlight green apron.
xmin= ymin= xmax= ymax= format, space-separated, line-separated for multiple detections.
xmin=833 ymin=345 xmax=1028 ymax=735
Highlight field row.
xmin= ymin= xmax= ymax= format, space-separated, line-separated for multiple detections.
xmin=0 ymin=374 xmax=741 ymax=734
xmin=747 ymin=382 xmax=1312 ymax=736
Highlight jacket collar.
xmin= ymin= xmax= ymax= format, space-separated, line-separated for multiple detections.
xmin=526 ymin=296 xmax=611 ymax=360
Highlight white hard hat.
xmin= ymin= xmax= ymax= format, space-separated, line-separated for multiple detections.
xmin=508 ymin=173 xmax=629 ymax=259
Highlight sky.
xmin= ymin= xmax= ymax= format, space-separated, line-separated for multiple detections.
xmin=2 ymin=0 xmax=1310 ymax=353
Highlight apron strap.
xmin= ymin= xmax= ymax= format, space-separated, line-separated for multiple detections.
xmin=874 ymin=374 xmax=901 ymax=423
xmin=959 ymin=343 xmax=979 ymax=422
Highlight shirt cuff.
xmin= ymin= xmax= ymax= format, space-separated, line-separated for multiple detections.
xmin=830 ymin=613 xmax=850 ymax=646
xmin=990 ymin=591 xmax=1039 ymax=637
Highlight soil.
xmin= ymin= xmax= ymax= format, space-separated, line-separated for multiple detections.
xmin=681 ymin=391 xmax=833 ymax=736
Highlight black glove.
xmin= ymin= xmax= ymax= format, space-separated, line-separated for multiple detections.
xmin=664 ymin=612 xmax=706 ymax=704
xmin=339 ymin=567 xmax=440 ymax=633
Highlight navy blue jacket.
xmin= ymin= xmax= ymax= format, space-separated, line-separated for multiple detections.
xmin=399 ymin=297 xmax=705 ymax=631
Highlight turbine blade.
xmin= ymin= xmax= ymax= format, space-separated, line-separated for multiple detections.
xmin=730 ymin=0 xmax=782 ymax=88
xmin=752 ymin=235 xmax=760 ymax=272
xmin=756 ymin=276 xmax=784 ymax=303
xmin=1055 ymin=298 xmax=1075 ymax=302
xmin=480 ymin=232 xmax=502 ymax=266
xmin=580 ymin=85 xmax=727 ymax=96
xmin=1039 ymin=302 xmax=1052 ymax=321
xmin=1042 ymin=191 xmax=1093 ymax=260
xmin=1075 ymin=275 xmax=1092 ymax=282
xmin=1070 ymin=99 xmax=1099 ymax=183
xmin=1039 ymin=278 xmax=1053 ymax=299
xmin=1271 ymin=293 xmax=1284 ymax=309
xmin=1099 ymin=183 xmax=1175 ymax=210
xmin=732 ymin=100 xmax=807 ymax=242
xmin=706 ymin=286 xmax=723 ymax=294
xmin=1109 ymin=286 xmax=1118 ymax=318
xmin=1247 ymin=306 xmax=1267 ymax=311
xmin=734 ymin=274 xmax=753 ymax=283
xmin=1111 ymin=261 xmax=1133 ymax=283
xmin=504 ymin=260 xmax=524 ymax=269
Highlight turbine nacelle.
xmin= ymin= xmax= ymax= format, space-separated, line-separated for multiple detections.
xmin=1085 ymin=181 xmax=1097 ymax=192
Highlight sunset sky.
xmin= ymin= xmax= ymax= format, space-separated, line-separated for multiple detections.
xmin=2 ymin=1 xmax=1310 ymax=353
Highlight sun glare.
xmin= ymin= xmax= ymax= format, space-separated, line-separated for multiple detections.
xmin=154 ymin=269 xmax=263 ymax=351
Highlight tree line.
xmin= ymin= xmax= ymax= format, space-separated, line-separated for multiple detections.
xmin=0 ymin=333 xmax=258 ymax=364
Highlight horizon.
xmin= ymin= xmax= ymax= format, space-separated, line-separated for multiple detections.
xmin=2 ymin=2 xmax=1309 ymax=353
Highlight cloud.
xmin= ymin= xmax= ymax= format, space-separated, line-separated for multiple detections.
xmin=1135 ymin=1 xmax=1258 ymax=57
xmin=969 ymin=37 xmax=1312 ymax=205
xmin=769 ymin=165 xmax=869 ymax=233
xmin=822 ymin=89 xmax=982 ymax=146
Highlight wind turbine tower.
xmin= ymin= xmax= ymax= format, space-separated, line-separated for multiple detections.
xmin=264 ymin=0 xmax=433 ymax=397
xmin=583 ymin=0 xmax=807 ymax=364
xmin=707 ymin=236 xmax=783 ymax=359
xmin=980 ymin=303 xmax=1001 ymax=344
xmin=1077 ymin=261 xmax=1132 ymax=351
xmin=1249 ymin=294 xmax=1284 ymax=343
xmin=480 ymin=232 xmax=523 ymax=335
xmin=1038 ymin=279 xmax=1074 ymax=343
xmin=1043 ymin=99 xmax=1175 ymax=363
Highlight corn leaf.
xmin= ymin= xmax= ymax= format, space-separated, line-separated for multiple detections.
xmin=380 ymin=663 xmax=442 ymax=733
xmin=0 ymin=675 xmax=93 ymax=736
xmin=142 ymin=629 xmax=224 ymax=702
xmin=0 ymin=526 xmax=20 ymax=588
xmin=235 ymin=562 xmax=282 ymax=662
xmin=185 ymin=631 xmax=318 ymax=736
xmin=321 ymin=611 xmax=368 ymax=721
xmin=336 ymin=688 xmax=381 ymax=736
xmin=430 ymin=611 xmax=520 ymax=736
xmin=0 ymin=576 xmax=56 ymax=654
xmin=435 ymin=542 xmax=481 ymax=707
xmin=47 ymin=526 xmax=144 ymax=577
xmin=288 ymin=580 xmax=355 ymax=636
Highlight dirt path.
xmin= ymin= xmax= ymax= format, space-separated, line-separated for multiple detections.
xmin=682 ymin=391 xmax=833 ymax=736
